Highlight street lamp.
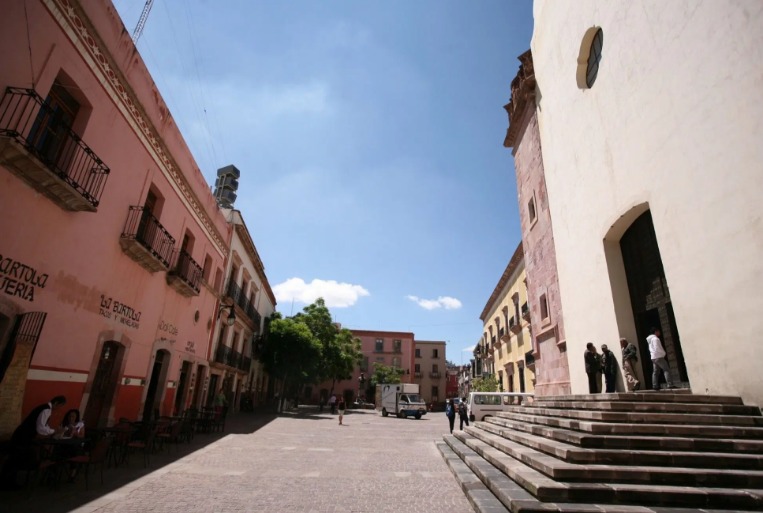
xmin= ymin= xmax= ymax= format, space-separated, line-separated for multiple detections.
xmin=218 ymin=300 xmax=236 ymax=327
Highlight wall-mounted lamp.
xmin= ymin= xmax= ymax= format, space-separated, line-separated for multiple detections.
xmin=219 ymin=300 xmax=236 ymax=327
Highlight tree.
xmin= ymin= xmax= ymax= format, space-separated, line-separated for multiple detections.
xmin=471 ymin=374 xmax=500 ymax=392
xmin=259 ymin=316 xmax=322 ymax=410
xmin=369 ymin=362 xmax=404 ymax=389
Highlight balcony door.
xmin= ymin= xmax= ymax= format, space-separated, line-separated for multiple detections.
xmin=29 ymin=80 xmax=79 ymax=166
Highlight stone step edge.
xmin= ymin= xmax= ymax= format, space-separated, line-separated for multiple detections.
xmin=438 ymin=437 xmax=756 ymax=513
xmin=436 ymin=440 xmax=511 ymax=513
xmin=529 ymin=400 xmax=761 ymax=416
xmin=467 ymin=425 xmax=763 ymax=486
xmin=477 ymin=420 xmax=763 ymax=469
xmin=534 ymin=392 xmax=744 ymax=405
xmin=502 ymin=406 xmax=763 ymax=426
xmin=486 ymin=415 xmax=763 ymax=454
xmin=496 ymin=410 xmax=763 ymax=437
xmin=453 ymin=431 xmax=763 ymax=510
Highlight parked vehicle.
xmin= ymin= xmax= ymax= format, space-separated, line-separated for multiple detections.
xmin=376 ymin=383 xmax=427 ymax=419
xmin=467 ymin=391 xmax=533 ymax=422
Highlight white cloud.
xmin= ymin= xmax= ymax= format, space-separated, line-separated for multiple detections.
xmin=406 ymin=295 xmax=463 ymax=310
xmin=462 ymin=345 xmax=475 ymax=352
xmin=274 ymin=278 xmax=370 ymax=309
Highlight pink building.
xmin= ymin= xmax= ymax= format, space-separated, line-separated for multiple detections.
xmin=0 ymin=0 xmax=231 ymax=436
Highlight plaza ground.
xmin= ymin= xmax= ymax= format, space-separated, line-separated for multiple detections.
xmin=2 ymin=407 xmax=472 ymax=513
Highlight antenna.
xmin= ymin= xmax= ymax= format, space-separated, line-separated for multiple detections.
xmin=132 ymin=0 xmax=155 ymax=44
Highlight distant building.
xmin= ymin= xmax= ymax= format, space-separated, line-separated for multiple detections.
xmin=0 ymin=0 xmax=229 ymax=434
xmin=478 ymin=243 xmax=535 ymax=395
xmin=505 ymin=1 xmax=763 ymax=405
xmin=209 ymin=208 xmax=276 ymax=411
xmin=412 ymin=340 xmax=447 ymax=405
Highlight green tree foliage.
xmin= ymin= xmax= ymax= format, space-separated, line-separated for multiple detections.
xmin=369 ymin=362 xmax=404 ymax=388
xmin=260 ymin=316 xmax=322 ymax=385
xmin=471 ymin=374 xmax=500 ymax=392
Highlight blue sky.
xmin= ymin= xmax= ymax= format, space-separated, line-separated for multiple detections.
xmin=113 ymin=0 xmax=533 ymax=365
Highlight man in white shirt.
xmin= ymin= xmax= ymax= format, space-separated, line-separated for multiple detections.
xmin=328 ymin=394 xmax=337 ymax=414
xmin=646 ymin=328 xmax=674 ymax=390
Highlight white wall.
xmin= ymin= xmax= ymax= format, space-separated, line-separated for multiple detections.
xmin=532 ymin=0 xmax=763 ymax=405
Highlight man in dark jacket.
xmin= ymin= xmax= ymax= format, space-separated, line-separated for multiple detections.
xmin=600 ymin=345 xmax=618 ymax=393
xmin=584 ymin=343 xmax=601 ymax=393
xmin=458 ymin=397 xmax=469 ymax=430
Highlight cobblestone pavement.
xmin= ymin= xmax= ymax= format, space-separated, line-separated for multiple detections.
xmin=3 ymin=408 xmax=472 ymax=513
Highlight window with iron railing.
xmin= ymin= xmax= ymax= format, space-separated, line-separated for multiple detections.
xmin=393 ymin=339 xmax=402 ymax=353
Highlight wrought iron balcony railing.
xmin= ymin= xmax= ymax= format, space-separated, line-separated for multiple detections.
xmin=225 ymin=280 xmax=262 ymax=328
xmin=521 ymin=302 xmax=530 ymax=321
xmin=167 ymin=249 xmax=202 ymax=296
xmin=214 ymin=343 xmax=242 ymax=370
xmin=429 ymin=372 xmax=441 ymax=379
xmin=0 ymin=87 xmax=109 ymax=210
xmin=120 ymin=206 xmax=176 ymax=271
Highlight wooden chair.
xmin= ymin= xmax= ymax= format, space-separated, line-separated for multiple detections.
xmin=67 ymin=436 xmax=112 ymax=490
xmin=156 ymin=420 xmax=184 ymax=453
xmin=126 ymin=425 xmax=157 ymax=468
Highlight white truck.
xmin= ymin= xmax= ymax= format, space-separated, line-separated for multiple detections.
xmin=376 ymin=383 xmax=427 ymax=419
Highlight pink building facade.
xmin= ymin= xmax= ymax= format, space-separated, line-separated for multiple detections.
xmin=503 ymin=50 xmax=570 ymax=396
xmin=0 ymin=0 xmax=231 ymax=436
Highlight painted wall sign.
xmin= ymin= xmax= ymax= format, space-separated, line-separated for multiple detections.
xmin=99 ymin=294 xmax=141 ymax=329
xmin=185 ymin=340 xmax=195 ymax=354
xmin=158 ymin=320 xmax=179 ymax=336
xmin=0 ymin=253 xmax=49 ymax=302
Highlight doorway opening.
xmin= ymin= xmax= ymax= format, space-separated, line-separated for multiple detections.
xmin=84 ymin=341 xmax=124 ymax=428
xmin=174 ymin=360 xmax=191 ymax=415
xmin=142 ymin=349 xmax=170 ymax=421
xmin=618 ymin=210 xmax=690 ymax=389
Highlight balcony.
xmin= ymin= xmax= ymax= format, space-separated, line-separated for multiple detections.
xmin=414 ymin=371 xmax=422 ymax=378
xmin=429 ymin=372 xmax=441 ymax=379
xmin=510 ymin=315 xmax=522 ymax=334
xmin=0 ymin=87 xmax=109 ymax=211
xmin=120 ymin=206 xmax=175 ymax=272
xmin=166 ymin=249 xmax=202 ymax=297
xmin=522 ymin=302 xmax=530 ymax=322
xmin=214 ymin=343 xmax=249 ymax=371
xmin=225 ymin=280 xmax=263 ymax=328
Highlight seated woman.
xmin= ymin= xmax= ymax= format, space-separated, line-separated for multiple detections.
xmin=61 ymin=409 xmax=85 ymax=439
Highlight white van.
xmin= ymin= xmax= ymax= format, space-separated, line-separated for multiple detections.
xmin=467 ymin=391 xmax=533 ymax=422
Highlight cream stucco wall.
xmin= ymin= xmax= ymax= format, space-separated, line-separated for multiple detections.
xmin=531 ymin=0 xmax=763 ymax=405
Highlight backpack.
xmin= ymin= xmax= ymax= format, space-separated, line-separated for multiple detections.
xmin=458 ymin=402 xmax=467 ymax=416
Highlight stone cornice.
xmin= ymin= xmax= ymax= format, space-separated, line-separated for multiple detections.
xmin=43 ymin=0 xmax=228 ymax=257
xmin=503 ymin=50 xmax=536 ymax=149
xmin=479 ymin=241 xmax=524 ymax=321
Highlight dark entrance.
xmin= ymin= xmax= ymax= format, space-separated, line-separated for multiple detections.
xmin=84 ymin=341 xmax=123 ymax=429
xmin=174 ymin=360 xmax=191 ymax=415
xmin=206 ymin=373 xmax=219 ymax=407
xmin=620 ymin=211 xmax=690 ymax=389
xmin=142 ymin=349 xmax=169 ymax=421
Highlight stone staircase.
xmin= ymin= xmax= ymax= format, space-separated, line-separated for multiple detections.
xmin=437 ymin=391 xmax=763 ymax=512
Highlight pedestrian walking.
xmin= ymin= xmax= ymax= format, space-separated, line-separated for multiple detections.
xmin=337 ymin=397 xmax=346 ymax=425
xmin=600 ymin=344 xmax=618 ymax=393
xmin=458 ymin=397 xmax=469 ymax=430
xmin=445 ymin=399 xmax=456 ymax=433
xmin=619 ymin=337 xmax=641 ymax=391
xmin=584 ymin=343 xmax=602 ymax=393
xmin=328 ymin=394 xmax=337 ymax=414
xmin=647 ymin=327 xmax=674 ymax=390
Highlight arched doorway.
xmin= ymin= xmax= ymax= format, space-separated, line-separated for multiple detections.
xmin=142 ymin=349 xmax=170 ymax=421
xmin=619 ymin=211 xmax=690 ymax=389
xmin=84 ymin=340 xmax=124 ymax=428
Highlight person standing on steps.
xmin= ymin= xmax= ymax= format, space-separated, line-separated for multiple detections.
xmin=584 ymin=343 xmax=602 ymax=393
xmin=647 ymin=327 xmax=674 ymax=390
xmin=619 ymin=337 xmax=641 ymax=391
xmin=600 ymin=344 xmax=618 ymax=393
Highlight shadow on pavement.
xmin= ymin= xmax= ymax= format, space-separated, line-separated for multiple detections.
xmin=1 ymin=411 xmax=277 ymax=513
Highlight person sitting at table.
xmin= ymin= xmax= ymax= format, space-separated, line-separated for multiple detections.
xmin=61 ymin=409 xmax=85 ymax=439
xmin=0 ymin=395 xmax=67 ymax=488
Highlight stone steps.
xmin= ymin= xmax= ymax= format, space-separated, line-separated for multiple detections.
xmin=487 ymin=415 xmax=763 ymax=453
xmin=479 ymin=420 xmax=763 ymax=467
xmin=439 ymin=393 xmax=763 ymax=511
xmin=443 ymin=435 xmax=763 ymax=513
xmin=501 ymin=405 xmax=763 ymax=426
xmin=496 ymin=410 xmax=763 ymax=438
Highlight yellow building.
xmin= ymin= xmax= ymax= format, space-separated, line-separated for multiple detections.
xmin=478 ymin=242 xmax=535 ymax=394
